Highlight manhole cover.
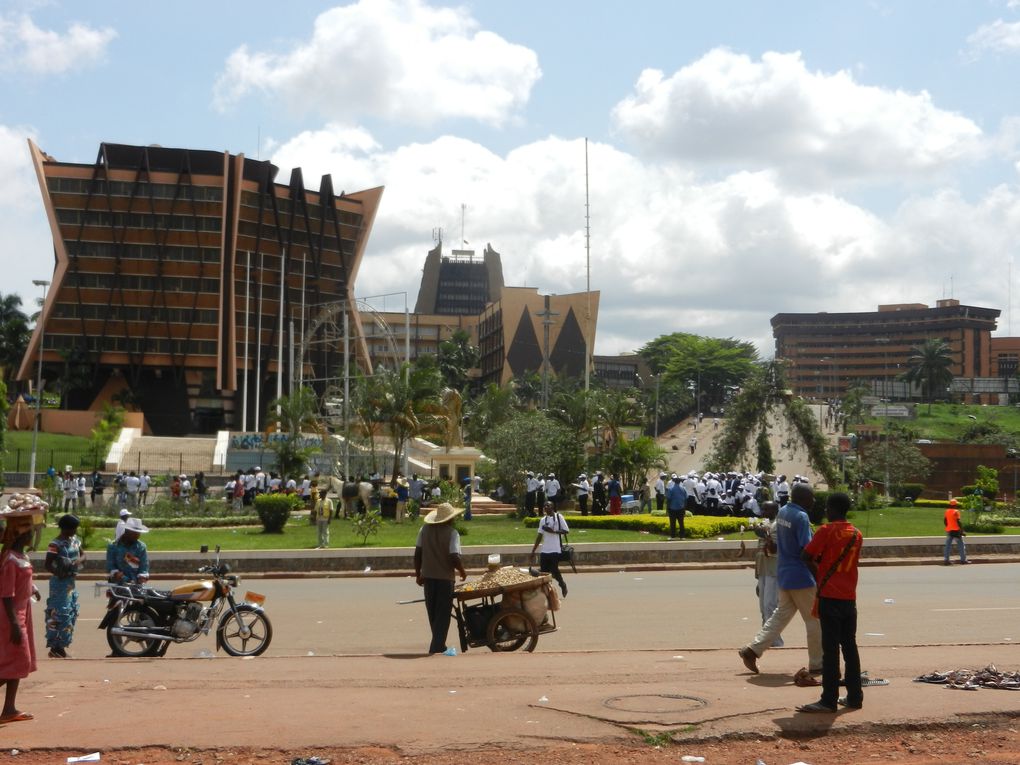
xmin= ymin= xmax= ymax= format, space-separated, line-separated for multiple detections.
xmin=603 ymin=694 xmax=708 ymax=714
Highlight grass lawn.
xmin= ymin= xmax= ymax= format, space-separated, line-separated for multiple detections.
xmin=133 ymin=513 xmax=662 ymax=553
xmin=862 ymin=402 xmax=1020 ymax=440
xmin=117 ymin=506 xmax=1020 ymax=553
xmin=6 ymin=431 xmax=96 ymax=472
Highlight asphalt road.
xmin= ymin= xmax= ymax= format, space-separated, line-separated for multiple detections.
xmin=66 ymin=562 xmax=1020 ymax=659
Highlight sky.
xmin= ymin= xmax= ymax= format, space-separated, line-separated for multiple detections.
xmin=4 ymin=0 xmax=1020 ymax=357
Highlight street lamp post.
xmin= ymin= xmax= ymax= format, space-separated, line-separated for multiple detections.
xmin=27 ymin=278 xmax=50 ymax=490
xmin=875 ymin=338 xmax=891 ymax=499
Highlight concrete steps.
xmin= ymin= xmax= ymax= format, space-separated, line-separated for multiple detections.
xmin=119 ymin=435 xmax=217 ymax=476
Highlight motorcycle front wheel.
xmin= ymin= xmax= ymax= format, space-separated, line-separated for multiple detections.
xmin=107 ymin=605 xmax=162 ymax=658
xmin=217 ymin=604 xmax=272 ymax=657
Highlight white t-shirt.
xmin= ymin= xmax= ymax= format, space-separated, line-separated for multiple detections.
xmin=139 ymin=474 xmax=150 ymax=491
xmin=536 ymin=512 xmax=569 ymax=554
xmin=125 ymin=475 xmax=141 ymax=495
xmin=576 ymin=479 xmax=590 ymax=497
xmin=545 ymin=478 xmax=560 ymax=498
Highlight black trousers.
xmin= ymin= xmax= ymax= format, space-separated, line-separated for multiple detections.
xmin=525 ymin=491 xmax=536 ymax=516
xmin=539 ymin=552 xmax=566 ymax=594
xmin=423 ymin=578 xmax=455 ymax=654
xmin=819 ymin=596 xmax=862 ymax=708
xmin=578 ymin=495 xmax=588 ymax=515
xmin=656 ymin=494 xmax=664 ymax=511
xmin=667 ymin=509 xmax=685 ymax=538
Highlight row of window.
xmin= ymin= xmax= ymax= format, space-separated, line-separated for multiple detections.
xmin=51 ymin=303 xmax=218 ymax=325
xmin=67 ymin=242 xmax=222 ymax=263
xmin=48 ymin=177 xmax=224 ymax=202
xmin=235 ymin=219 xmax=358 ymax=250
xmin=239 ymin=191 xmax=363 ymax=227
xmin=64 ymin=273 xmax=221 ymax=293
xmin=56 ymin=209 xmax=222 ymax=232
xmin=43 ymin=334 xmax=217 ymax=356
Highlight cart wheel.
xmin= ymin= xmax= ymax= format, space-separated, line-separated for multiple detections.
xmin=486 ymin=607 xmax=538 ymax=652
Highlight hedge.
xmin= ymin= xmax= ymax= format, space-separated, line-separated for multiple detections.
xmin=78 ymin=516 xmax=261 ymax=529
xmin=523 ymin=513 xmax=747 ymax=539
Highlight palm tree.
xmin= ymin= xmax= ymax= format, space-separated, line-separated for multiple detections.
xmin=265 ymin=387 xmax=323 ymax=479
xmin=902 ymin=338 xmax=954 ymax=414
xmin=464 ymin=383 xmax=518 ymax=445
xmin=374 ymin=361 xmax=444 ymax=481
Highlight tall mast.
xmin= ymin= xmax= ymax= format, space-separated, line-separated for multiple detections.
xmin=584 ymin=138 xmax=591 ymax=391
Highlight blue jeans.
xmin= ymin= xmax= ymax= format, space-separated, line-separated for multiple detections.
xmin=944 ymin=531 xmax=966 ymax=563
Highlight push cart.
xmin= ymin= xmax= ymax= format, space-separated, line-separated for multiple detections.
xmin=452 ymin=573 xmax=558 ymax=653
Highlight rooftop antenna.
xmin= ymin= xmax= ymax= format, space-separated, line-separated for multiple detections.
xmin=460 ymin=203 xmax=468 ymax=248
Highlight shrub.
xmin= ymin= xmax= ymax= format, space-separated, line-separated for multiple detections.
xmin=352 ymin=509 xmax=382 ymax=545
xmin=962 ymin=520 xmax=1005 ymax=534
xmin=254 ymin=493 xmax=300 ymax=533
xmin=897 ymin=483 xmax=925 ymax=501
xmin=523 ymin=513 xmax=746 ymax=539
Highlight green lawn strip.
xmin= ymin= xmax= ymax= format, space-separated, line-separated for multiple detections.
xmin=132 ymin=513 xmax=669 ymax=552
xmin=76 ymin=506 xmax=1020 ymax=553
xmin=860 ymin=402 xmax=1020 ymax=439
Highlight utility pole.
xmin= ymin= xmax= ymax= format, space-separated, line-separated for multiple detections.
xmin=536 ymin=295 xmax=559 ymax=409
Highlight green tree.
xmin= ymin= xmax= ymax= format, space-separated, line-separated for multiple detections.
xmin=859 ymin=431 xmax=932 ymax=499
xmin=603 ymin=435 xmax=667 ymax=495
xmin=484 ymin=411 xmax=581 ymax=506
xmin=464 ymin=382 xmax=519 ymax=445
xmin=755 ymin=428 xmax=775 ymax=473
xmin=592 ymin=387 xmax=642 ymax=451
xmin=0 ymin=293 xmax=30 ymax=385
xmin=841 ymin=383 xmax=870 ymax=434
xmin=265 ymin=387 xmax=323 ymax=479
xmin=962 ymin=464 xmax=999 ymax=521
xmin=706 ymin=361 xmax=838 ymax=486
xmin=511 ymin=371 xmax=542 ymax=409
xmin=374 ymin=360 xmax=444 ymax=481
xmin=89 ymin=403 xmax=125 ymax=467
xmin=638 ymin=333 xmax=757 ymax=424
xmin=437 ymin=329 xmax=479 ymax=391
xmin=902 ymin=338 xmax=954 ymax=414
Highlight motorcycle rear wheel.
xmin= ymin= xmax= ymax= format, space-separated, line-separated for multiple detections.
xmin=107 ymin=605 xmax=162 ymax=657
xmin=217 ymin=604 xmax=272 ymax=656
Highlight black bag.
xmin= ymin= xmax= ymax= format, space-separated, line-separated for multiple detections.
xmin=559 ymin=545 xmax=574 ymax=563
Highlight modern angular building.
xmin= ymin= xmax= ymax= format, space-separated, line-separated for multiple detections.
xmin=772 ymin=299 xmax=1001 ymax=400
xmin=413 ymin=241 xmax=505 ymax=315
xmin=478 ymin=287 xmax=599 ymax=386
xmin=19 ymin=140 xmax=382 ymax=435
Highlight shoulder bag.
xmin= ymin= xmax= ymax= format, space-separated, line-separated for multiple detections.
xmin=811 ymin=531 xmax=861 ymax=618
xmin=556 ymin=513 xmax=577 ymax=572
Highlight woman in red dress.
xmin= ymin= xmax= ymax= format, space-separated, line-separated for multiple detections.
xmin=0 ymin=513 xmax=40 ymax=724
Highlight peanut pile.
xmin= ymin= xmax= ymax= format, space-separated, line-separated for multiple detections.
xmin=457 ymin=566 xmax=535 ymax=592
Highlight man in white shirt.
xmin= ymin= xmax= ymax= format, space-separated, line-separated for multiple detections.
xmin=575 ymin=473 xmax=591 ymax=516
xmin=654 ymin=472 xmax=666 ymax=512
xmin=704 ymin=473 xmax=723 ymax=515
xmin=115 ymin=508 xmax=132 ymax=542
xmin=525 ymin=471 xmax=540 ymax=517
xmin=255 ymin=467 xmax=267 ymax=494
xmin=124 ymin=471 xmax=141 ymax=508
xmin=545 ymin=473 xmax=561 ymax=508
xmin=180 ymin=475 xmax=192 ymax=504
xmin=138 ymin=471 xmax=151 ymax=506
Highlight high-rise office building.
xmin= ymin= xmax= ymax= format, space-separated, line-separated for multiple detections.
xmin=19 ymin=140 xmax=382 ymax=434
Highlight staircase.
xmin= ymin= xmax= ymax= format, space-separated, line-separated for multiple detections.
xmin=471 ymin=496 xmax=517 ymax=515
xmin=118 ymin=436 xmax=218 ymax=476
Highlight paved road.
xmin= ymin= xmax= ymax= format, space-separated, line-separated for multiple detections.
xmin=9 ymin=564 xmax=1020 ymax=754
xmin=67 ymin=563 xmax=1020 ymax=659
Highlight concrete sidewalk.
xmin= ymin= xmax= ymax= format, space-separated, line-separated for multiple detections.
xmin=7 ymin=645 xmax=1020 ymax=754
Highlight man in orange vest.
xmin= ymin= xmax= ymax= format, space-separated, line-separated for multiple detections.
xmin=943 ymin=499 xmax=968 ymax=566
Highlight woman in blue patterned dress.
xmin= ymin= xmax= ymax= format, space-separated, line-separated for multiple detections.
xmin=44 ymin=514 xmax=85 ymax=658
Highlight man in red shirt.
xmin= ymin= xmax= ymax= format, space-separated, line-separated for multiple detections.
xmin=796 ymin=492 xmax=863 ymax=713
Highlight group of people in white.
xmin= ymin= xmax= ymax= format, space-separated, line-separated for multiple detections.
xmin=647 ymin=471 xmax=809 ymax=516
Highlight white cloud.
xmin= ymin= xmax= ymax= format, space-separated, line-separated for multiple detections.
xmin=611 ymin=48 xmax=984 ymax=186
xmin=213 ymin=0 xmax=540 ymax=127
xmin=967 ymin=19 xmax=1020 ymax=55
xmin=270 ymin=125 xmax=1020 ymax=356
xmin=0 ymin=14 xmax=116 ymax=74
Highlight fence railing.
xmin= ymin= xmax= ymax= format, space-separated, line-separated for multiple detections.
xmin=3 ymin=448 xmax=216 ymax=478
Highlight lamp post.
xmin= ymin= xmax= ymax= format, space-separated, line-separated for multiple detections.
xmin=27 ymin=278 xmax=50 ymax=490
xmin=875 ymin=338 xmax=891 ymax=499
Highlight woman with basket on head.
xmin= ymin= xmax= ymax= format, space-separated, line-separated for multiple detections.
xmin=530 ymin=501 xmax=569 ymax=598
xmin=0 ymin=495 xmax=48 ymax=723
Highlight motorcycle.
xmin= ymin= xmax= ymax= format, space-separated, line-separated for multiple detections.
xmin=99 ymin=545 xmax=272 ymax=658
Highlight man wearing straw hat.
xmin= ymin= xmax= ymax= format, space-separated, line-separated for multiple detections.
xmin=414 ymin=502 xmax=467 ymax=655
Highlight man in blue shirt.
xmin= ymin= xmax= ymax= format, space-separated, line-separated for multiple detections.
xmin=738 ymin=483 xmax=822 ymax=674
xmin=666 ymin=478 xmax=688 ymax=539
